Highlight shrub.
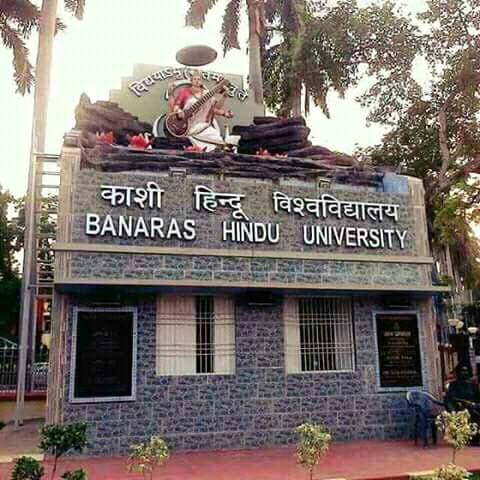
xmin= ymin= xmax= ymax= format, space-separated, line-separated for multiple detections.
xmin=295 ymin=423 xmax=332 ymax=480
xmin=11 ymin=456 xmax=44 ymax=480
xmin=61 ymin=469 xmax=87 ymax=480
xmin=433 ymin=463 xmax=471 ymax=480
xmin=128 ymin=436 xmax=170 ymax=480
xmin=436 ymin=410 xmax=478 ymax=464
xmin=39 ymin=422 xmax=88 ymax=480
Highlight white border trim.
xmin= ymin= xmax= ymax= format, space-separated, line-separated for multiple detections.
xmin=69 ymin=306 xmax=138 ymax=403
xmin=372 ymin=310 xmax=424 ymax=392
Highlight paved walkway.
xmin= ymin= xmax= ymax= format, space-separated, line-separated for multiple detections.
xmin=0 ymin=439 xmax=479 ymax=480
xmin=0 ymin=419 xmax=43 ymax=464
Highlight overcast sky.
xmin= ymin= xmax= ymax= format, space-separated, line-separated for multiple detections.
xmin=0 ymin=0 xmax=426 ymax=197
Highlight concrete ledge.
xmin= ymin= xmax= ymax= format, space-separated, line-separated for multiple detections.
xmin=55 ymin=276 xmax=450 ymax=293
xmin=0 ymin=392 xmax=46 ymax=401
xmin=0 ymin=454 xmax=44 ymax=464
xmin=407 ymin=471 xmax=435 ymax=478
xmin=0 ymin=399 xmax=45 ymax=425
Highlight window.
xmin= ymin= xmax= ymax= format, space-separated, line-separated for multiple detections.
xmin=156 ymin=295 xmax=235 ymax=375
xmin=196 ymin=296 xmax=215 ymax=374
xmin=284 ymin=297 xmax=354 ymax=373
xmin=70 ymin=307 xmax=137 ymax=403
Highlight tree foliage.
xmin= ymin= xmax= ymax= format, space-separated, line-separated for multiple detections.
xmin=61 ymin=469 xmax=87 ymax=480
xmin=433 ymin=464 xmax=470 ymax=480
xmin=11 ymin=455 xmax=44 ymax=480
xmin=63 ymin=0 xmax=85 ymax=20
xmin=0 ymin=189 xmax=55 ymax=339
xmin=39 ymin=422 xmax=88 ymax=480
xmin=361 ymin=0 xmax=480 ymax=289
xmin=0 ymin=186 xmax=23 ymax=339
xmin=263 ymin=0 xmax=420 ymax=117
xmin=295 ymin=423 xmax=331 ymax=480
xmin=185 ymin=0 xmax=259 ymax=54
xmin=185 ymin=0 xmax=417 ymax=112
xmin=261 ymin=0 xmax=480 ymax=287
xmin=128 ymin=436 xmax=169 ymax=480
xmin=436 ymin=410 xmax=478 ymax=464
xmin=0 ymin=275 xmax=21 ymax=339
xmin=185 ymin=0 xmax=265 ymax=102
xmin=0 ymin=0 xmax=85 ymax=94
xmin=0 ymin=186 xmax=17 ymax=277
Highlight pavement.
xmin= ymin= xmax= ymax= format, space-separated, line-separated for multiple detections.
xmin=0 ymin=419 xmax=43 ymax=464
xmin=0 ymin=436 xmax=479 ymax=480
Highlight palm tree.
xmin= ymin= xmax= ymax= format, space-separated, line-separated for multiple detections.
xmin=264 ymin=0 xmax=306 ymax=117
xmin=0 ymin=0 xmax=84 ymax=94
xmin=0 ymin=0 xmax=41 ymax=94
xmin=185 ymin=0 xmax=265 ymax=104
xmin=264 ymin=0 xmax=364 ymax=118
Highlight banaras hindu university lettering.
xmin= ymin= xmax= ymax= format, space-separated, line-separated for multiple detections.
xmin=84 ymin=183 xmax=409 ymax=249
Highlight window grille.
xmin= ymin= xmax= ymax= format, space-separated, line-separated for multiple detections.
xmin=156 ymin=295 xmax=235 ymax=376
xmin=196 ymin=296 xmax=214 ymax=374
xmin=284 ymin=297 xmax=355 ymax=373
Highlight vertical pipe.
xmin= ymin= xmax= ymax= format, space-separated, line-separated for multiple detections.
xmin=15 ymin=0 xmax=59 ymax=428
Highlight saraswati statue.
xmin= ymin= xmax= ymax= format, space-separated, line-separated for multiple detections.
xmin=165 ymin=70 xmax=234 ymax=151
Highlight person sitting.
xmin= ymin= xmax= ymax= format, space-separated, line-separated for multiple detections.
xmin=445 ymin=365 xmax=479 ymax=411
xmin=444 ymin=364 xmax=480 ymax=445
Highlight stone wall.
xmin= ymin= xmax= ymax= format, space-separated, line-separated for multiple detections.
xmin=62 ymin=295 xmax=434 ymax=455
xmin=69 ymin=253 xmax=428 ymax=287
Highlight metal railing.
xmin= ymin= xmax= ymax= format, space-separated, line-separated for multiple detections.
xmin=0 ymin=338 xmax=19 ymax=392
xmin=0 ymin=337 xmax=48 ymax=393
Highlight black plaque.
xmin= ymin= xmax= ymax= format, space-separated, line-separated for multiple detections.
xmin=73 ymin=310 xmax=134 ymax=399
xmin=375 ymin=313 xmax=422 ymax=388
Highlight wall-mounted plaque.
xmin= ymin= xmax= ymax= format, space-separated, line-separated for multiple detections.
xmin=71 ymin=309 xmax=137 ymax=402
xmin=375 ymin=313 xmax=422 ymax=388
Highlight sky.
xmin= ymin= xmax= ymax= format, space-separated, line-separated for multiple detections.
xmin=0 ymin=0 xmax=427 ymax=198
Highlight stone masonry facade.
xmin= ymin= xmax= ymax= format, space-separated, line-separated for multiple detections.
xmin=69 ymin=253 xmax=428 ymax=287
xmin=57 ymin=169 xmax=431 ymax=287
xmin=70 ymin=170 xmax=417 ymax=255
xmin=54 ymin=160 xmax=438 ymax=455
xmin=62 ymin=295 xmax=433 ymax=455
